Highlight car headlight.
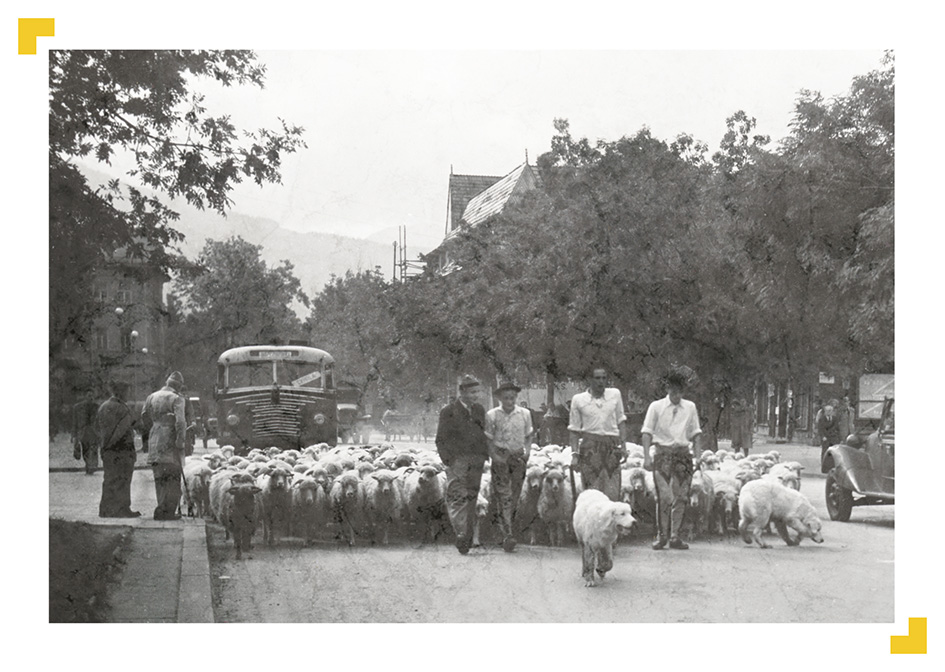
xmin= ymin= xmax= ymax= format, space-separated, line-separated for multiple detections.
xmin=313 ymin=413 xmax=327 ymax=425
xmin=226 ymin=413 xmax=241 ymax=426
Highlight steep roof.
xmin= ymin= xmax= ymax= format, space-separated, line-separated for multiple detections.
xmin=448 ymin=173 xmax=503 ymax=233
xmin=460 ymin=163 xmax=542 ymax=227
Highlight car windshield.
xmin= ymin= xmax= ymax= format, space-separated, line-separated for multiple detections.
xmin=277 ymin=360 xmax=325 ymax=388
xmin=227 ymin=361 xmax=274 ymax=388
xmin=884 ymin=401 xmax=894 ymax=433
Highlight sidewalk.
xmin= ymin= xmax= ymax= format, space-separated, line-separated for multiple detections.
xmin=48 ymin=434 xmax=214 ymax=623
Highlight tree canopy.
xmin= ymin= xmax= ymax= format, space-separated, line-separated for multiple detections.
xmin=49 ymin=50 xmax=306 ymax=371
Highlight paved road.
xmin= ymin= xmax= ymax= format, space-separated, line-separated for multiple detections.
xmin=208 ymin=445 xmax=894 ymax=623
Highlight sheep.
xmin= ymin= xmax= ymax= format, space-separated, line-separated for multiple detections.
xmin=330 ymin=470 xmax=367 ymax=546
xmin=209 ymin=467 xmax=241 ymax=523
xmin=182 ymin=458 xmax=212 ymax=518
xmin=364 ymin=469 xmax=403 ymax=545
xmin=256 ymin=465 xmax=293 ymax=546
xmin=402 ymin=464 xmax=449 ymax=544
xmin=683 ymin=469 xmax=715 ymax=541
xmin=514 ymin=465 xmax=546 ymax=544
xmin=537 ymin=467 xmax=573 ymax=546
xmin=220 ymin=473 xmax=262 ymax=560
xmin=472 ymin=470 xmax=493 ymax=548
xmin=290 ymin=474 xmax=322 ymax=544
xmin=703 ymin=470 xmax=740 ymax=537
xmin=620 ymin=467 xmax=655 ymax=531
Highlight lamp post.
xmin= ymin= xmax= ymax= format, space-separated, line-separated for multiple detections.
xmin=130 ymin=330 xmax=139 ymax=400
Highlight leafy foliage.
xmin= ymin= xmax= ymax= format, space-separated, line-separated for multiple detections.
xmin=49 ymin=50 xmax=306 ymax=373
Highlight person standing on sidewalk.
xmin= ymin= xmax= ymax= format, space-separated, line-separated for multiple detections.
xmin=568 ymin=367 xmax=627 ymax=502
xmin=72 ymin=389 xmax=100 ymax=475
xmin=96 ymin=380 xmax=140 ymax=518
xmin=435 ymin=375 xmax=489 ymax=555
xmin=139 ymin=371 xmax=187 ymax=521
xmin=484 ymin=381 xmax=533 ymax=552
xmin=642 ymin=369 xmax=703 ymax=550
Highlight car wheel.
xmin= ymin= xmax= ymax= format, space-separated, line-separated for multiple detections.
xmin=825 ymin=469 xmax=853 ymax=522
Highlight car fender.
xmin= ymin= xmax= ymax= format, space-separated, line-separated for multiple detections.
xmin=822 ymin=445 xmax=881 ymax=496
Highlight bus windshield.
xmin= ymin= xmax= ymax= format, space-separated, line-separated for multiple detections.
xmin=225 ymin=360 xmax=329 ymax=390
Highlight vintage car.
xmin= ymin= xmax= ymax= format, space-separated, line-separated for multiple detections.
xmin=821 ymin=397 xmax=894 ymax=521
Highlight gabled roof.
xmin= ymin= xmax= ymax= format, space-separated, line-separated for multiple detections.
xmin=448 ymin=173 xmax=503 ymax=233
xmin=460 ymin=163 xmax=542 ymax=228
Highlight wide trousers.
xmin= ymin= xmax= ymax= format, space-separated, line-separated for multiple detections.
xmin=444 ymin=455 xmax=485 ymax=542
xmin=491 ymin=453 xmax=526 ymax=539
xmin=578 ymin=437 xmax=622 ymax=501
xmin=99 ymin=449 xmax=135 ymax=516
xmin=653 ymin=444 xmax=692 ymax=540
xmin=151 ymin=463 xmax=183 ymax=519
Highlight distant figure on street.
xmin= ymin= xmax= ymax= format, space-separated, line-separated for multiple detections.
xmin=817 ymin=400 xmax=843 ymax=461
xmin=72 ymin=389 xmax=100 ymax=475
xmin=486 ymin=382 xmax=534 ymax=552
xmin=96 ymin=380 xmax=140 ymax=518
xmin=568 ymin=367 xmax=627 ymax=502
xmin=729 ymin=397 xmax=753 ymax=456
xmin=642 ymin=369 xmax=703 ymax=550
xmin=837 ymin=395 xmax=854 ymax=439
xmin=139 ymin=371 xmax=187 ymax=521
xmin=435 ymin=375 xmax=489 ymax=555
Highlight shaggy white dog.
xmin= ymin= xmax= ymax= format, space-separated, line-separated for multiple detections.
xmin=738 ymin=479 xmax=824 ymax=549
xmin=572 ymin=489 xmax=637 ymax=587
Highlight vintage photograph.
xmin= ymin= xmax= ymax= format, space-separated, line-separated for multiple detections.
xmin=47 ymin=47 xmax=894 ymax=626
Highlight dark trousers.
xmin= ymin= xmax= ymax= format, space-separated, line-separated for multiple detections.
xmin=444 ymin=455 xmax=485 ymax=541
xmin=99 ymin=450 xmax=136 ymax=516
xmin=491 ymin=453 xmax=527 ymax=538
xmin=578 ymin=437 xmax=622 ymax=501
xmin=79 ymin=441 xmax=100 ymax=473
xmin=151 ymin=463 xmax=182 ymax=519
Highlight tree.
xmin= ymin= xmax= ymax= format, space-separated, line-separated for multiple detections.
xmin=49 ymin=50 xmax=306 ymax=377
xmin=166 ymin=236 xmax=309 ymax=393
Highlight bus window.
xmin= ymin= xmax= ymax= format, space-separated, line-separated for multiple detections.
xmin=279 ymin=359 xmax=323 ymax=388
xmin=227 ymin=361 xmax=274 ymax=389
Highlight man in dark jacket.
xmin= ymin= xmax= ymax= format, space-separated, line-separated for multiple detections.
xmin=96 ymin=380 xmax=140 ymax=518
xmin=139 ymin=371 xmax=187 ymax=520
xmin=72 ymin=390 xmax=100 ymax=474
xmin=435 ymin=374 xmax=488 ymax=555
xmin=817 ymin=400 xmax=843 ymax=461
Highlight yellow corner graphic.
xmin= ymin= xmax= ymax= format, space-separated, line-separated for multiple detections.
xmin=18 ymin=18 xmax=55 ymax=55
xmin=891 ymin=617 xmax=927 ymax=654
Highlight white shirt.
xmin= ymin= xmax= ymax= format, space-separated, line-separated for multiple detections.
xmin=568 ymin=388 xmax=626 ymax=436
xmin=484 ymin=405 xmax=533 ymax=454
xmin=641 ymin=395 xmax=701 ymax=447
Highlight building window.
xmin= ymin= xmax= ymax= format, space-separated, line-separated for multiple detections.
xmin=115 ymin=289 xmax=132 ymax=304
xmin=94 ymin=329 xmax=108 ymax=351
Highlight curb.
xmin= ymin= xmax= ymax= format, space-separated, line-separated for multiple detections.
xmin=178 ymin=520 xmax=214 ymax=623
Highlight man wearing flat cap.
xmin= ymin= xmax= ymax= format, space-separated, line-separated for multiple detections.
xmin=139 ymin=371 xmax=188 ymax=520
xmin=435 ymin=374 xmax=489 ymax=554
xmin=485 ymin=380 xmax=533 ymax=552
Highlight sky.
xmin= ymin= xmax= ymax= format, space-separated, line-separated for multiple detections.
xmin=127 ymin=49 xmax=888 ymax=251
xmin=10 ymin=0 xmax=945 ymax=665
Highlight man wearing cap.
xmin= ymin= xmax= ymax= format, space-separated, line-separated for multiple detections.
xmin=569 ymin=367 xmax=627 ymax=501
xmin=484 ymin=381 xmax=533 ymax=552
xmin=139 ymin=371 xmax=188 ymax=521
xmin=96 ymin=380 xmax=140 ymax=518
xmin=435 ymin=375 xmax=489 ymax=555
xmin=642 ymin=370 xmax=703 ymax=550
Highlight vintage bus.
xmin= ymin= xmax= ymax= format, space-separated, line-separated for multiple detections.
xmin=214 ymin=345 xmax=338 ymax=452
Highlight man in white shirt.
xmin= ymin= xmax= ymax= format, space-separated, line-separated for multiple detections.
xmin=484 ymin=380 xmax=533 ymax=552
xmin=642 ymin=370 xmax=703 ymax=550
xmin=568 ymin=368 xmax=627 ymax=501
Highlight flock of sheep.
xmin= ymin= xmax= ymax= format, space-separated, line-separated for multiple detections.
xmin=181 ymin=440 xmax=823 ymax=561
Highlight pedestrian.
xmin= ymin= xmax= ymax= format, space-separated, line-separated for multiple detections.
xmin=568 ymin=367 xmax=627 ymax=502
xmin=729 ymin=397 xmax=753 ymax=456
xmin=817 ymin=400 xmax=843 ymax=461
xmin=139 ymin=371 xmax=187 ymax=521
xmin=72 ymin=389 xmax=100 ymax=475
xmin=641 ymin=369 xmax=703 ymax=550
xmin=837 ymin=395 xmax=854 ymax=439
xmin=95 ymin=380 xmax=140 ymax=518
xmin=485 ymin=381 xmax=534 ymax=552
xmin=435 ymin=375 xmax=489 ymax=555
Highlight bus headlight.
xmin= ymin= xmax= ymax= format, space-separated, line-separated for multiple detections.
xmin=226 ymin=413 xmax=241 ymax=426
xmin=313 ymin=413 xmax=327 ymax=425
